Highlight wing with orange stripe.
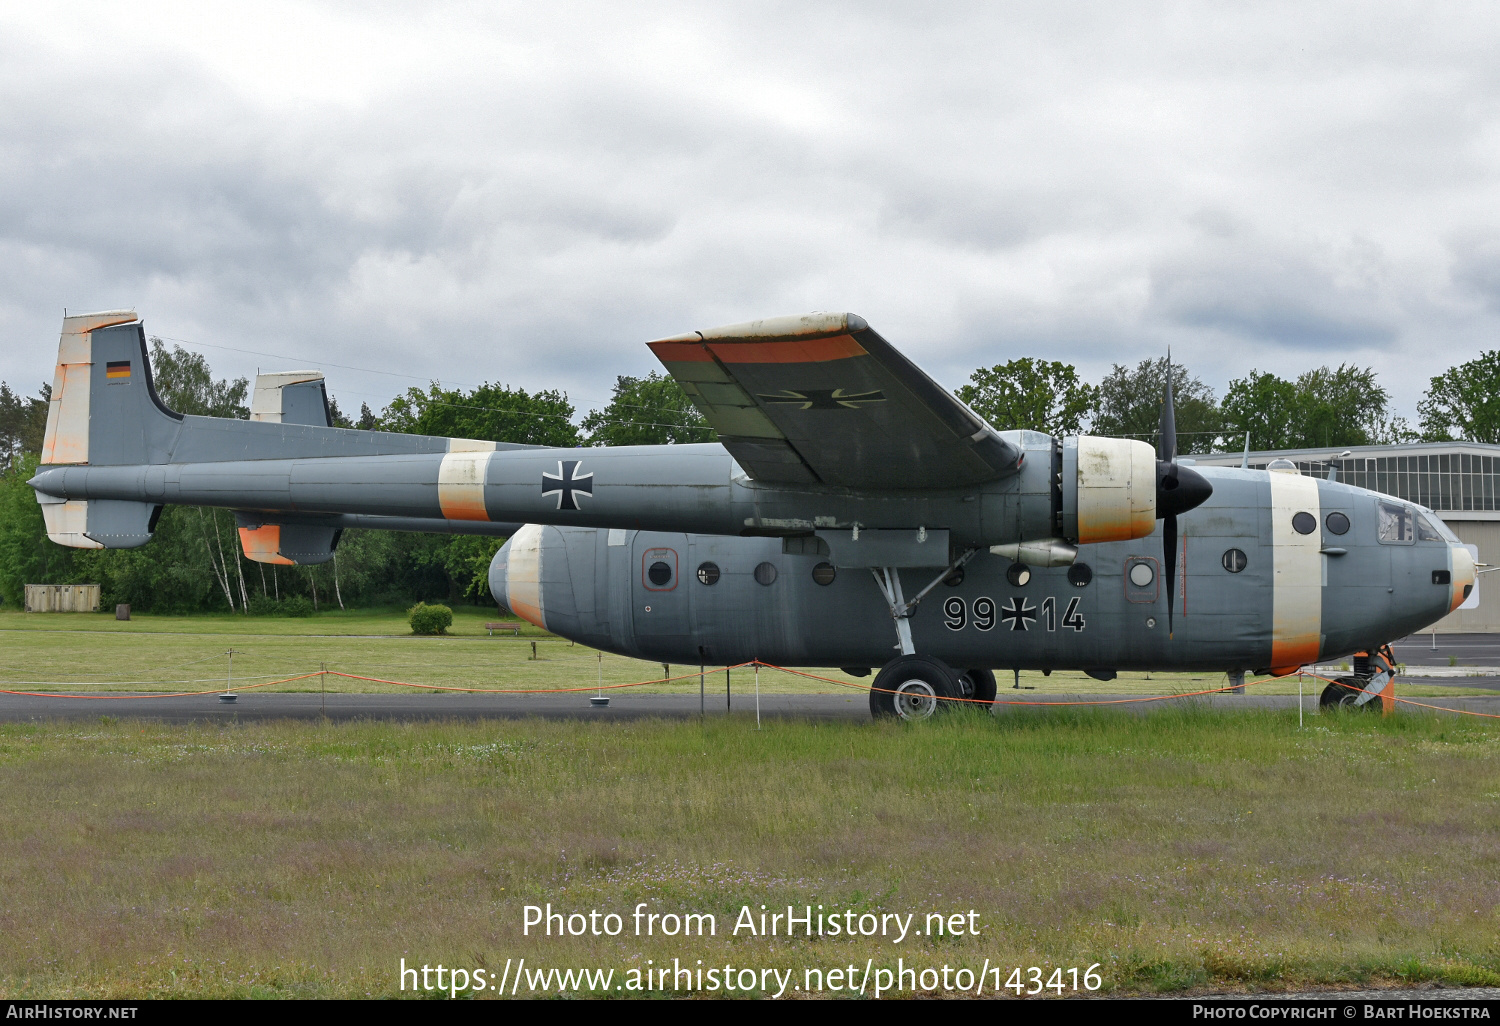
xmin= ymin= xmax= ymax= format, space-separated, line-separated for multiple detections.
xmin=648 ymin=312 xmax=1022 ymax=488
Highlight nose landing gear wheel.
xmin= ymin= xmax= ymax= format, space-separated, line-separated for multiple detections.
xmin=1319 ymin=677 xmax=1377 ymax=710
xmin=870 ymin=655 xmax=962 ymax=721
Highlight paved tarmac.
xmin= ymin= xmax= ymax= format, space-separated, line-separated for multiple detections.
xmin=1394 ymin=632 xmax=1500 ymax=665
xmin=2 ymin=690 xmax=1497 ymax=723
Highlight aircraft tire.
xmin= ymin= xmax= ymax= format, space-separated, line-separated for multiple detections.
xmin=1319 ymin=677 xmax=1375 ymax=710
xmin=869 ymin=655 xmax=961 ymax=721
xmin=958 ymin=668 xmax=998 ymax=707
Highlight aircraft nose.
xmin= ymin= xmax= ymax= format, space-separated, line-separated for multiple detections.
xmin=1448 ymin=541 xmax=1476 ymax=613
xmin=1156 ymin=461 xmax=1213 ymax=518
xmin=489 ymin=537 xmax=513 ymax=614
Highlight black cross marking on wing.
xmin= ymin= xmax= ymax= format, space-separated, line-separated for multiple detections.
xmin=541 ymin=460 xmax=593 ymax=510
xmin=756 ymin=388 xmax=887 ymax=410
xmin=999 ymin=597 xmax=1037 ymax=632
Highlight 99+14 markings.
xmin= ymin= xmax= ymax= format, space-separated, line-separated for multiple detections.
xmin=942 ymin=595 xmax=1085 ymax=633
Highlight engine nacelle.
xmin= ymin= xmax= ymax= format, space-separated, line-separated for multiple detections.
xmin=1061 ymin=436 xmax=1157 ymax=545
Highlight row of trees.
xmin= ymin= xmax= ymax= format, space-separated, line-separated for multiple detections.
xmin=955 ymin=357 xmax=1426 ymax=454
xmin=955 ymin=350 xmax=1500 ymax=454
xmin=1 ymin=338 xmax=1497 ymax=613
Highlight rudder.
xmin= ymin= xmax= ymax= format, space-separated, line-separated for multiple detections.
xmin=37 ymin=310 xmax=179 ymax=548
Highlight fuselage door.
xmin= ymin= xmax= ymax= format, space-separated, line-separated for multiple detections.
xmin=631 ymin=531 xmax=692 ymax=659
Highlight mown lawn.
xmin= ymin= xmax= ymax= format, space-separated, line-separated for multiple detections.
xmin=0 ymin=710 xmax=1496 ymax=998
xmin=0 ymin=609 xmax=1484 ymax=697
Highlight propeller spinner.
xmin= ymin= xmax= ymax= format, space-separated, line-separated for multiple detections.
xmin=1157 ymin=355 xmax=1213 ymax=636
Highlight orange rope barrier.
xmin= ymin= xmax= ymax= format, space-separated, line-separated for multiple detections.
xmin=0 ymin=672 xmax=324 ymax=700
xmin=756 ymin=661 xmax=1284 ymax=705
xmin=4 ymin=660 xmax=1497 ymax=722
xmin=1309 ymin=671 xmax=1500 ymax=720
xmin=326 ymin=663 xmax=758 ymax=695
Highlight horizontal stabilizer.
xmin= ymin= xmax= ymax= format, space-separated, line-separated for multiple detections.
xmin=235 ymin=514 xmax=341 ymax=565
xmin=34 ymin=492 xmax=159 ymax=549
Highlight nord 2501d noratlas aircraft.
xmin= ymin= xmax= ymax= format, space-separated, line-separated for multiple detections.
xmin=28 ymin=310 xmax=1476 ymax=719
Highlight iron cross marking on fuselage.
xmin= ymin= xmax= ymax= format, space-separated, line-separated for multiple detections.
xmin=1000 ymin=597 xmax=1037 ymax=631
xmin=757 ymin=388 xmax=886 ymax=410
xmin=541 ymin=460 xmax=593 ymax=510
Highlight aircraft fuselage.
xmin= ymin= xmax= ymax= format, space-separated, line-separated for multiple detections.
xmin=491 ymin=467 xmax=1472 ymax=674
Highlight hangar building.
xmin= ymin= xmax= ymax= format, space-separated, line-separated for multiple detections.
xmin=1193 ymin=442 xmax=1500 ymax=633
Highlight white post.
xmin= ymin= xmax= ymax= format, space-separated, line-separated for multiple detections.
xmin=755 ymin=663 xmax=761 ymax=730
xmin=1298 ymin=673 xmax=1303 ymax=730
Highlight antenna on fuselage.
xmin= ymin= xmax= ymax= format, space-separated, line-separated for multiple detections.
xmin=1240 ymin=432 xmax=1250 ymax=470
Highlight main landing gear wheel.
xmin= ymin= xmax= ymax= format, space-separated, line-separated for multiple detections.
xmin=957 ymin=668 xmax=998 ymax=708
xmin=1319 ymin=677 xmax=1376 ymax=710
xmin=870 ymin=655 xmax=961 ymax=721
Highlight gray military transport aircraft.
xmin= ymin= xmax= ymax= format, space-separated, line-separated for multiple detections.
xmin=28 ymin=310 xmax=1476 ymax=719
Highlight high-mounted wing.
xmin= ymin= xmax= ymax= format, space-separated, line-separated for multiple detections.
xmin=648 ymin=312 xmax=1022 ymax=489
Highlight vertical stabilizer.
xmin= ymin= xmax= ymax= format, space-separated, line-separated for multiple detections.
xmin=41 ymin=310 xmax=140 ymax=465
xmin=249 ymin=371 xmax=331 ymax=426
xmin=36 ymin=310 xmax=177 ymax=549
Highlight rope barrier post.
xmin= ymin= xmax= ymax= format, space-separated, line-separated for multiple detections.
xmin=726 ymin=667 xmax=731 ymax=711
xmin=320 ymin=661 xmax=326 ymax=719
xmin=700 ymin=659 xmax=705 ymax=717
xmin=754 ymin=662 xmax=760 ymax=730
xmin=591 ymin=651 xmax=608 ymax=707
xmin=219 ymin=649 xmax=237 ymax=704
xmin=1298 ymin=671 xmax=1303 ymax=730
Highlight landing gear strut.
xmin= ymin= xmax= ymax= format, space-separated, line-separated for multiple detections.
xmin=866 ymin=553 xmax=985 ymax=721
xmin=1319 ymin=645 xmax=1397 ymax=712
xmin=870 ymin=551 xmax=979 ymax=656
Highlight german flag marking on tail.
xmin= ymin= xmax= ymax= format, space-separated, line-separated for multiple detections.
xmin=105 ymin=361 xmax=131 ymax=379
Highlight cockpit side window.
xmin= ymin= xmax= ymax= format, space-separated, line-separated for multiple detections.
xmin=1377 ymin=501 xmax=1413 ymax=544
xmin=1417 ymin=513 xmax=1446 ymax=543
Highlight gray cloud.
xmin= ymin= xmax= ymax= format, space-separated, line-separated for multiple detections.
xmin=2 ymin=2 xmax=1500 ymax=421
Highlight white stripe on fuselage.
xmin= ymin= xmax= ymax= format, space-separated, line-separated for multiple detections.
xmin=506 ymin=524 xmax=546 ymax=629
xmin=1268 ymin=471 xmax=1322 ymax=670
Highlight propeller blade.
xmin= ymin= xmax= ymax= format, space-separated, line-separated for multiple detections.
xmin=1159 ymin=353 xmax=1178 ymax=467
xmin=1163 ymin=512 xmax=1177 ymax=637
xmin=1158 ymin=351 xmax=1188 ymax=639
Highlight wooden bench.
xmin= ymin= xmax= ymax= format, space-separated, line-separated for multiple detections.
xmin=484 ymin=622 xmax=522 ymax=636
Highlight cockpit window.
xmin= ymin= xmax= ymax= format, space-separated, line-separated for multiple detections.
xmin=1377 ymin=501 xmax=1413 ymax=544
xmin=1417 ymin=514 xmax=1445 ymax=543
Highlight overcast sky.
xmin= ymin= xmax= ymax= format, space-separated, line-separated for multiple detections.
xmin=3 ymin=2 xmax=1499 ymax=428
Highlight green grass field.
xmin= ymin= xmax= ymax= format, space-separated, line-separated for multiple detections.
xmin=2 ymin=608 xmax=1498 ymax=999
xmin=0 ymin=712 xmax=1497 ymax=998
xmin=0 ymin=608 xmax=1488 ymax=698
